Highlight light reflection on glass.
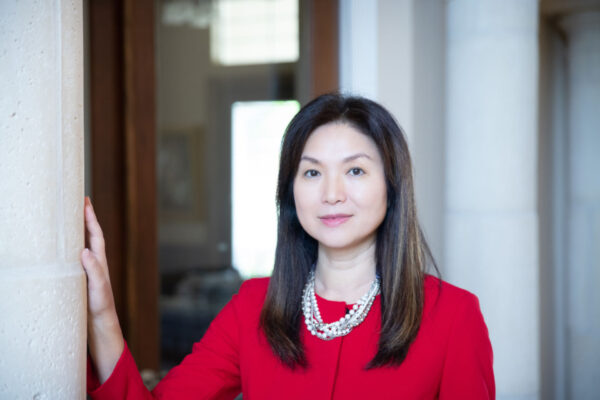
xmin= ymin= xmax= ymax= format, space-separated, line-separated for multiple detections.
xmin=231 ymin=100 xmax=300 ymax=278
xmin=212 ymin=0 xmax=299 ymax=65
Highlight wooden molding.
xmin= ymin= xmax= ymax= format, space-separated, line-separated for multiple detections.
xmin=123 ymin=0 xmax=159 ymax=371
xmin=309 ymin=0 xmax=339 ymax=97
xmin=89 ymin=0 xmax=159 ymax=371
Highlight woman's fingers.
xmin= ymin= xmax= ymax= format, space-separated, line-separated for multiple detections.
xmin=81 ymin=248 xmax=107 ymax=289
xmin=81 ymin=242 xmax=115 ymax=318
xmin=84 ymin=197 xmax=107 ymax=265
xmin=81 ymin=197 xmax=124 ymax=381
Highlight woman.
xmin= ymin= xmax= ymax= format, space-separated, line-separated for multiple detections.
xmin=83 ymin=93 xmax=495 ymax=399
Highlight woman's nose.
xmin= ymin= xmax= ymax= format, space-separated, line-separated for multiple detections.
xmin=322 ymin=174 xmax=346 ymax=204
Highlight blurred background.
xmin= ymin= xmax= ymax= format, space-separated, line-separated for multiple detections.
xmin=82 ymin=0 xmax=599 ymax=399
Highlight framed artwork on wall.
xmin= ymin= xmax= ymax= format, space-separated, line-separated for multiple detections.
xmin=158 ymin=127 xmax=206 ymax=222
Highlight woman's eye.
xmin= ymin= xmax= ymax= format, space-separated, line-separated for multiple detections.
xmin=304 ymin=169 xmax=320 ymax=178
xmin=348 ymin=167 xmax=365 ymax=176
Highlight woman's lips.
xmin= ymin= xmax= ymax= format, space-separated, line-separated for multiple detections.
xmin=319 ymin=214 xmax=352 ymax=227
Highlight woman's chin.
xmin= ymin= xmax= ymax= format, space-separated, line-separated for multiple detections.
xmin=317 ymin=236 xmax=376 ymax=254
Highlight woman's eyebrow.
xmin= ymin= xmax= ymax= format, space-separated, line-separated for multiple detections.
xmin=300 ymin=153 xmax=373 ymax=164
xmin=299 ymin=155 xmax=321 ymax=164
xmin=343 ymin=153 xmax=373 ymax=162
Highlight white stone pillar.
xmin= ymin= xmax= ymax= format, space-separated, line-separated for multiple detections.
xmin=0 ymin=1 xmax=86 ymax=399
xmin=444 ymin=1 xmax=539 ymax=399
xmin=339 ymin=0 xmax=378 ymax=100
xmin=559 ymin=10 xmax=600 ymax=400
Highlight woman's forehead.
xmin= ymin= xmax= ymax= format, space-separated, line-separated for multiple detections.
xmin=301 ymin=122 xmax=379 ymax=157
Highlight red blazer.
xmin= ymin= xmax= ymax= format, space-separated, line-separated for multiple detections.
xmin=88 ymin=275 xmax=495 ymax=399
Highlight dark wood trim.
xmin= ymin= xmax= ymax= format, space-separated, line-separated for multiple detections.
xmin=89 ymin=0 xmax=127 ymax=331
xmin=123 ymin=0 xmax=159 ymax=371
xmin=309 ymin=0 xmax=339 ymax=97
xmin=89 ymin=0 xmax=159 ymax=371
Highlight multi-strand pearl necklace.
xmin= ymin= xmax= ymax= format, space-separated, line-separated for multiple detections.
xmin=302 ymin=270 xmax=380 ymax=340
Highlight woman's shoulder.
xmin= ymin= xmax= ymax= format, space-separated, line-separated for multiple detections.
xmin=420 ymin=274 xmax=492 ymax=358
xmin=230 ymin=277 xmax=271 ymax=311
xmin=209 ymin=277 xmax=270 ymax=328
xmin=238 ymin=276 xmax=270 ymax=296
xmin=421 ymin=276 xmax=495 ymax=397
xmin=423 ymin=273 xmax=483 ymax=317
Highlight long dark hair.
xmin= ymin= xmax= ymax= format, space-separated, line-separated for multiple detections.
xmin=259 ymin=93 xmax=439 ymax=368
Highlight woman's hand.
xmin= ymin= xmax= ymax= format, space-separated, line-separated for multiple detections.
xmin=81 ymin=196 xmax=124 ymax=383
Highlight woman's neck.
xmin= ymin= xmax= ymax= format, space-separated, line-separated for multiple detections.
xmin=314 ymin=240 xmax=377 ymax=304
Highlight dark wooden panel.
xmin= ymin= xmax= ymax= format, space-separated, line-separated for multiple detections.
xmin=89 ymin=0 xmax=159 ymax=371
xmin=89 ymin=0 xmax=127 ymax=330
xmin=310 ymin=0 xmax=339 ymax=97
xmin=123 ymin=0 xmax=159 ymax=371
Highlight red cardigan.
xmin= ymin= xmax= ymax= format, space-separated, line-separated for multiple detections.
xmin=88 ymin=275 xmax=495 ymax=399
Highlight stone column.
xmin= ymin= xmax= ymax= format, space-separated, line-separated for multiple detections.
xmin=0 ymin=1 xmax=86 ymax=399
xmin=444 ymin=1 xmax=540 ymax=399
xmin=338 ymin=0 xmax=378 ymax=100
xmin=559 ymin=10 xmax=600 ymax=400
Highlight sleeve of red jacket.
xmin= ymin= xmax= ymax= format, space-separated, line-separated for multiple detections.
xmin=87 ymin=289 xmax=243 ymax=400
xmin=87 ymin=341 xmax=154 ymax=400
xmin=439 ymin=291 xmax=495 ymax=400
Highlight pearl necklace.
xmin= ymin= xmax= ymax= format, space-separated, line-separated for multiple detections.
xmin=302 ymin=271 xmax=380 ymax=340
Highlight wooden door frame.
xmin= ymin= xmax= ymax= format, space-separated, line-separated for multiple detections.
xmin=301 ymin=0 xmax=339 ymax=100
xmin=88 ymin=0 xmax=159 ymax=371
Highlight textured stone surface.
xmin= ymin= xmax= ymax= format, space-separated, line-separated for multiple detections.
xmin=0 ymin=264 xmax=86 ymax=400
xmin=0 ymin=0 xmax=86 ymax=398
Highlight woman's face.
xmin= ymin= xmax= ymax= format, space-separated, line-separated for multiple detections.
xmin=293 ymin=122 xmax=387 ymax=253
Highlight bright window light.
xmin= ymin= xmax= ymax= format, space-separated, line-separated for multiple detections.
xmin=211 ymin=0 xmax=299 ymax=66
xmin=231 ymin=100 xmax=300 ymax=278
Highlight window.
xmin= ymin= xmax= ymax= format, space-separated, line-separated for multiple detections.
xmin=231 ymin=100 xmax=300 ymax=278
